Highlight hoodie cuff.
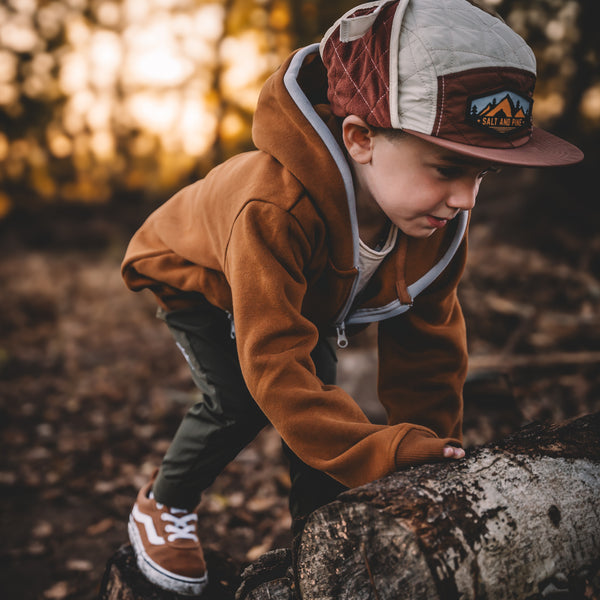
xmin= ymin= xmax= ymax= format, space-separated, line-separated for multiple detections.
xmin=395 ymin=427 xmax=462 ymax=469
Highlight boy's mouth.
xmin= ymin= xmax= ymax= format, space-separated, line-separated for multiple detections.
xmin=426 ymin=215 xmax=449 ymax=228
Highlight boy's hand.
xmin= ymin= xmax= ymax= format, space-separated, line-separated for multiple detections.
xmin=443 ymin=446 xmax=465 ymax=460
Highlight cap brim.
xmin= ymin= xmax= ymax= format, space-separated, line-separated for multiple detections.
xmin=403 ymin=126 xmax=584 ymax=167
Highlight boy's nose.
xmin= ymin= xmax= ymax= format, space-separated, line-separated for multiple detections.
xmin=446 ymin=180 xmax=479 ymax=211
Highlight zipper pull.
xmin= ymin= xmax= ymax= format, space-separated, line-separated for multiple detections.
xmin=336 ymin=323 xmax=348 ymax=349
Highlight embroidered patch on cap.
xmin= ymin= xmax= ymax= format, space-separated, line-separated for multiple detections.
xmin=467 ymin=90 xmax=532 ymax=135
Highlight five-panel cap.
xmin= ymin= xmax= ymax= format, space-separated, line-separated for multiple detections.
xmin=319 ymin=0 xmax=583 ymax=166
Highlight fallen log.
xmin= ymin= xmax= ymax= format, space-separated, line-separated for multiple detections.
xmin=294 ymin=412 xmax=600 ymax=600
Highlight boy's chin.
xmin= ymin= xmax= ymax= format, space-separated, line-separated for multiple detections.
xmin=400 ymin=225 xmax=439 ymax=239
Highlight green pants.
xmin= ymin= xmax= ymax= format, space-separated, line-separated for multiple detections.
xmin=152 ymin=300 xmax=347 ymax=531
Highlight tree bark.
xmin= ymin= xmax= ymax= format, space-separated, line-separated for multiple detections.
xmin=295 ymin=413 xmax=600 ymax=600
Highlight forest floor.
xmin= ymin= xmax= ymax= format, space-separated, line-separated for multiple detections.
xmin=1 ymin=166 xmax=599 ymax=599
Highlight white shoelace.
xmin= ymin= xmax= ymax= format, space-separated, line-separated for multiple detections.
xmin=151 ymin=493 xmax=199 ymax=542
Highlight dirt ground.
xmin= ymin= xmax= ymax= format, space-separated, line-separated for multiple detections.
xmin=1 ymin=166 xmax=599 ymax=599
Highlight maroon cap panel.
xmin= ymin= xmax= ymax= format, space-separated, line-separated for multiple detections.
xmin=433 ymin=67 xmax=536 ymax=148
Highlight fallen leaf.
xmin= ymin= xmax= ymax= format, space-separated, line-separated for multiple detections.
xmin=86 ymin=517 xmax=114 ymax=536
xmin=94 ymin=480 xmax=117 ymax=494
xmin=0 ymin=471 xmax=17 ymax=485
xmin=43 ymin=581 xmax=69 ymax=599
xmin=246 ymin=539 xmax=273 ymax=562
xmin=66 ymin=558 xmax=93 ymax=571
xmin=247 ymin=496 xmax=278 ymax=513
xmin=27 ymin=542 xmax=47 ymax=556
xmin=32 ymin=521 xmax=53 ymax=538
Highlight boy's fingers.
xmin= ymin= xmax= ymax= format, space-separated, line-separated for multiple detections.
xmin=443 ymin=446 xmax=465 ymax=459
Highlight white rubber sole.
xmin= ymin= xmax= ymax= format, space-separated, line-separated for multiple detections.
xmin=128 ymin=516 xmax=209 ymax=596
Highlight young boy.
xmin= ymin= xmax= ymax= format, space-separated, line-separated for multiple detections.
xmin=122 ymin=0 xmax=583 ymax=595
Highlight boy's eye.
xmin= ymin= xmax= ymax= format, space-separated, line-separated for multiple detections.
xmin=478 ymin=166 xmax=501 ymax=179
xmin=436 ymin=166 xmax=462 ymax=179
xmin=435 ymin=164 xmax=501 ymax=179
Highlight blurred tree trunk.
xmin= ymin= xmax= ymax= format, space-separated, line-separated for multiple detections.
xmin=552 ymin=0 xmax=599 ymax=140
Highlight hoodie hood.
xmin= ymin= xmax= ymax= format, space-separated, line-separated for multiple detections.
xmin=252 ymin=45 xmax=359 ymax=271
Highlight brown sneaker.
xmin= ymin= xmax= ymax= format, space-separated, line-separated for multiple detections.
xmin=128 ymin=480 xmax=208 ymax=596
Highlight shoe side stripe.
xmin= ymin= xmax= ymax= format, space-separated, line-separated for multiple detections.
xmin=132 ymin=504 xmax=166 ymax=545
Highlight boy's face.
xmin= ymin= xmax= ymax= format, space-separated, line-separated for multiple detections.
xmin=345 ymin=119 xmax=496 ymax=239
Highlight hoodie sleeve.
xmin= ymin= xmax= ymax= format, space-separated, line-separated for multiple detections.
xmin=224 ymin=200 xmax=459 ymax=489
xmin=377 ymin=238 xmax=468 ymax=468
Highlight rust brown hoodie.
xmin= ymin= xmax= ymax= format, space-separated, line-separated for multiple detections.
xmin=122 ymin=45 xmax=468 ymax=489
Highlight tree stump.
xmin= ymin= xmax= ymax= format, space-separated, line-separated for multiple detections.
xmin=296 ymin=413 xmax=600 ymax=600
xmin=99 ymin=545 xmax=240 ymax=600
xmin=235 ymin=549 xmax=294 ymax=600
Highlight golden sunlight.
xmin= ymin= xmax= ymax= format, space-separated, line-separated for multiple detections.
xmin=126 ymin=91 xmax=181 ymax=134
xmin=580 ymin=84 xmax=600 ymax=122
xmin=534 ymin=92 xmax=566 ymax=122
xmin=221 ymin=30 xmax=274 ymax=111
xmin=123 ymin=19 xmax=195 ymax=87
xmin=1 ymin=0 xmax=298 ymax=203
xmin=89 ymin=30 xmax=122 ymax=89
xmin=52 ymin=0 xmax=276 ymax=168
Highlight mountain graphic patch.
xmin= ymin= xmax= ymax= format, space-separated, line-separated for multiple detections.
xmin=467 ymin=90 xmax=532 ymax=135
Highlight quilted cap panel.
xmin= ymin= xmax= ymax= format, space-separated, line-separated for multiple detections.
xmin=320 ymin=1 xmax=399 ymax=128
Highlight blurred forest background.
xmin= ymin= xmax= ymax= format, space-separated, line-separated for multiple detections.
xmin=0 ymin=1 xmax=599 ymax=599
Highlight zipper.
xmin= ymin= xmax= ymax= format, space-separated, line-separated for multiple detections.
xmin=335 ymin=323 xmax=348 ymax=348
xmin=334 ymin=273 xmax=360 ymax=348
xmin=285 ymin=45 xmax=361 ymax=351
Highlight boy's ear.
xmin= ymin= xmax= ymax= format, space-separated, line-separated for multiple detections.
xmin=342 ymin=115 xmax=374 ymax=164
